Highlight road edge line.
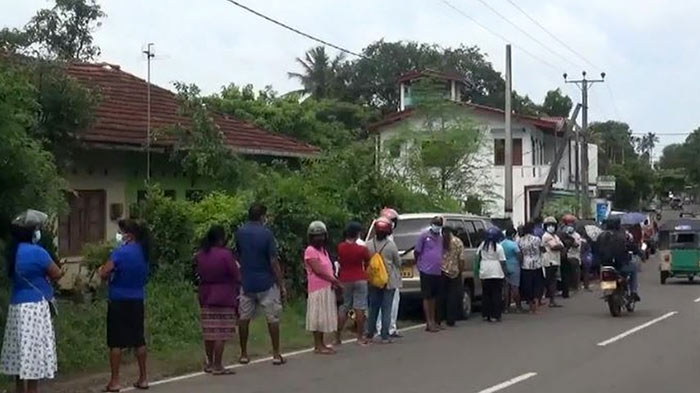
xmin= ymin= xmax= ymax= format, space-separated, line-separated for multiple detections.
xmin=476 ymin=372 xmax=538 ymax=393
xmin=596 ymin=311 xmax=678 ymax=347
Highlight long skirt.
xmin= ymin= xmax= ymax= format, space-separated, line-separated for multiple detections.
xmin=0 ymin=301 xmax=57 ymax=380
xmin=200 ymin=306 xmax=237 ymax=341
xmin=520 ymin=269 xmax=545 ymax=302
xmin=305 ymin=287 xmax=338 ymax=333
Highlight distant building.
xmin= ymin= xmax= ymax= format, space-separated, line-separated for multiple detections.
xmin=371 ymin=70 xmax=598 ymax=225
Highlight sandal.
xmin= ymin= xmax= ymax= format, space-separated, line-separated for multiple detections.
xmin=239 ymin=356 xmax=250 ymax=365
xmin=211 ymin=368 xmax=236 ymax=376
xmin=132 ymin=382 xmax=150 ymax=390
xmin=313 ymin=347 xmax=336 ymax=355
xmin=272 ymin=355 xmax=287 ymax=365
xmin=102 ymin=386 xmax=120 ymax=393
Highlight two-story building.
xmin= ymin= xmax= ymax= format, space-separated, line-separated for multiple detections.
xmin=371 ymin=70 xmax=598 ymax=225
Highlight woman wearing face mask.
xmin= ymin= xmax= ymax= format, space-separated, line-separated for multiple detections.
xmin=304 ymin=221 xmax=340 ymax=354
xmin=99 ymin=219 xmax=151 ymax=391
xmin=559 ymin=215 xmax=582 ymax=296
xmin=0 ymin=210 xmax=63 ymax=393
xmin=475 ymin=227 xmax=507 ymax=322
xmin=541 ymin=217 xmax=564 ymax=308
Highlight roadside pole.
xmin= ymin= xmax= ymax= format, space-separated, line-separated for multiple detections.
xmin=504 ymin=45 xmax=513 ymax=219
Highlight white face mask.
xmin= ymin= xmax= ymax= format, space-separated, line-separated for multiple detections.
xmin=32 ymin=230 xmax=41 ymax=244
xmin=115 ymin=232 xmax=124 ymax=245
xmin=546 ymin=226 xmax=556 ymax=234
xmin=430 ymin=224 xmax=442 ymax=234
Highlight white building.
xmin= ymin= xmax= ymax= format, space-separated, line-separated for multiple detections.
xmin=371 ymin=70 xmax=598 ymax=225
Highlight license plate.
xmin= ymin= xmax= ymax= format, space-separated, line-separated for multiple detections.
xmin=600 ymin=281 xmax=617 ymax=290
xmin=401 ymin=265 xmax=414 ymax=278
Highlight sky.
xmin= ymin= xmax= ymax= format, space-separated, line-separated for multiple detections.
xmin=3 ymin=0 xmax=699 ymax=159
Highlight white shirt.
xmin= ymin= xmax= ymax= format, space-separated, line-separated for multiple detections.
xmin=542 ymin=232 xmax=562 ymax=267
xmin=478 ymin=243 xmax=506 ymax=279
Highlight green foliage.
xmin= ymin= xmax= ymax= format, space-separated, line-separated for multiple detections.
xmin=541 ymin=88 xmax=573 ymax=117
xmin=287 ymin=46 xmax=346 ymax=99
xmin=1 ymin=0 xmax=105 ymax=61
xmin=80 ymin=241 xmax=114 ymax=276
xmin=589 ymin=120 xmax=638 ymax=175
xmin=542 ymin=196 xmax=578 ymax=219
xmin=609 ymin=160 xmax=655 ymax=210
xmin=657 ymin=128 xmax=700 ymax=188
xmin=190 ymin=192 xmax=250 ymax=241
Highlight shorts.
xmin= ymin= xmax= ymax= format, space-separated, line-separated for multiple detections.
xmin=238 ymin=285 xmax=283 ymax=323
xmin=339 ymin=280 xmax=368 ymax=313
xmin=420 ymin=272 xmax=441 ymax=299
xmin=107 ymin=299 xmax=145 ymax=349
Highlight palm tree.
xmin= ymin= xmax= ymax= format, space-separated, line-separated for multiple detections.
xmin=288 ymin=46 xmax=345 ymax=99
xmin=636 ymin=132 xmax=659 ymax=163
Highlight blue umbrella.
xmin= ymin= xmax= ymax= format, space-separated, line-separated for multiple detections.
xmin=621 ymin=212 xmax=647 ymax=226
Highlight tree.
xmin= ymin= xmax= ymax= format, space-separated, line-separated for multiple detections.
xmin=589 ymin=120 xmax=637 ymax=175
xmin=287 ymin=46 xmax=345 ymax=99
xmin=385 ymin=78 xmax=486 ymax=203
xmin=0 ymin=0 xmax=105 ymax=61
xmin=541 ymin=88 xmax=573 ymax=117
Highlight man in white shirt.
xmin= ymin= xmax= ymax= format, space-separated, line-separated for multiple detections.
xmin=541 ymin=216 xmax=564 ymax=308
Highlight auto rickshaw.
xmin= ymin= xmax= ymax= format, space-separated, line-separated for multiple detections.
xmin=658 ymin=218 xmax=700 ymax=284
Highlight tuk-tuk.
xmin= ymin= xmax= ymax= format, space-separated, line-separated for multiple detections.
xmin=659 ymin=218 xmax=700 ymax=284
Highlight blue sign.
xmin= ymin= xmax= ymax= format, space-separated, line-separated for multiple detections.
xmin=596 ymin=202 xmax=608 ymax=223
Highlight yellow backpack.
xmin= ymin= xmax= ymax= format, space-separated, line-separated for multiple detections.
xmin=367 ymin=241 xmax=389 ymax=288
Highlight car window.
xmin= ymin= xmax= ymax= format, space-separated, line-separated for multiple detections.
xmin=391 ymin=218 xmax=432 ymax=251
xmin=446 ymin=219 xmax=471 ymax=248
xmin=470 ymin=220 xmax=486 ymax=246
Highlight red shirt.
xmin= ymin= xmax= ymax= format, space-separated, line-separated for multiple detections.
xmin=337 ymin=241 xmax=370 ymax=282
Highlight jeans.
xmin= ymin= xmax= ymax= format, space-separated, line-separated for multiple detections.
xmin=620 ymin=264 xmax=639 ymax=293
xmin=367 ymin=287 xmax=395 ymax=340
xmin=376 ymin=289 xmax=400 ymax=335
xmin=481 ymin=278 xmax=504 ymax=320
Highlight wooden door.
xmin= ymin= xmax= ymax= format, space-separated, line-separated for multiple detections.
xmin=59 ymin=190 xmax=106 ymax=256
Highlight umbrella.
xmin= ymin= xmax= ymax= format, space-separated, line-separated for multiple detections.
xmin=584 ymin=225 xmax=603 ymax=241
xmin=621 ymin=212 xmax=647 ymax=226
xmin=12 ymin=209 xmax=48 ymax=228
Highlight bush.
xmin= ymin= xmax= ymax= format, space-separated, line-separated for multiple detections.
xmin=190 ymin=192 xmax=250 ymax=242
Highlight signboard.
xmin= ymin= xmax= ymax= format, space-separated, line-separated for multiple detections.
xmin=597 ymin=175 xmax=616 ymax=191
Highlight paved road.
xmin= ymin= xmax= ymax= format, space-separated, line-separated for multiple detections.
xmin=139 ymin=251 xmax=700 ymax=393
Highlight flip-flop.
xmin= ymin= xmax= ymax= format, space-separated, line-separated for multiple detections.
xmin=272 ymin=355 xmax=287 ymax=365
xmin=102 ymin=387 xmax=120 ymax=393
xmin=211 ymin=368 xmax=236 ymax=376
xmin=132 ymin=382 xmax=149 ymax=390
xmin=239 ymin=356 xmax=250 ymax=365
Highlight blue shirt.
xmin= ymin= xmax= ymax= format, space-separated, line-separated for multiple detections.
xmin=533 ymin=225 xmax=545 ymax=238
xmin=11 ymin=243 xmax=53 ymax=304
xmin=501 ymin=239 xmax=520 ymax=273
xmin=236 ymin=222 xmax=278 ymax=293
xmin=109 ymin=243 xmax=149 ymax=300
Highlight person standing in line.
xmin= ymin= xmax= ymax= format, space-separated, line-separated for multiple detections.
xmin=99 ymin=219 xmax=150 ymax=391
xmin=518 ymin=222 xmax=545 ymax=314
xmin=415 ymin=216 xmax=444 ymax=332
xmin=560 ymin=216 xmax=582 ymax=295
xmin=376 ymin=208 xmax=402 ymax=338
xmin=236 ymin=203 xmax=286 ymax=366
xmin=501 ymin=227 xmax=523 ymax=313
xmin=366 ymin=218 xmax=401 ymax=343
xmin=533 ymin=216 xmax=545 ymax=238
xmin=437 ymin=227 xmax=465 ymax=327
xmin=196 ymin=225 xmax=241 ymax=375
xmin=336 ymin=222 xmax=371 ymax=346
xmin=541 ymin=216 xmax=564 ymax=308
xmin=0 ymin=210 xmax=63 ymax=393
xmin=475 ymin=227 xmax=507 ymax=322
xmin=304 ymin=221 xmax=340 ymax=354
xmin=577 ymin=227 xmax=593 ymax=291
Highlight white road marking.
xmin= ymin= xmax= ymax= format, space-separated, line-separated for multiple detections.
xmin=596 ymin=311 xmax=678 ymax=347
xmin=121 ymin=322 xmax=428 ymax=391
xmin=693 ymin=296 xmax=700 ymax=303
xmin=476 ymin=372 xmax=538 ymax=393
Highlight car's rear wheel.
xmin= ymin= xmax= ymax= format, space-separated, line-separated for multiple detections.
xmin=462 ymin=285 xmax=473 ymax=320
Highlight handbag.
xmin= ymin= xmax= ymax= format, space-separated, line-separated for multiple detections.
xmin=17 ymin=273 xmax=58 ymax=317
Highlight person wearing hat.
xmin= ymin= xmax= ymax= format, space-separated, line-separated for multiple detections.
xmin=559 ymin=214 xmax=582 ymax=297
xmin=0 ymin=210 xmax=63 ymax=393
xmin=376 ymin=207 xmax=402 ymax=338
xmin=335 ymin=221 xmax=371 ymax=346
xmin=542 ymin=216 xmax=565 ymax=307
xmin=475 ymin=227 xmax=507 ymax=322
xmin=366 ymin=217 xmax=401 ymax=343
xmin=304 ymin=221 xmax=340 ymax=354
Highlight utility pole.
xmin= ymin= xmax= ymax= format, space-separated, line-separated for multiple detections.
xmin=564 ymin=71 xmax=606 ymax=218
xmin=143 ymin=43 xmax=155 ymax=181
xmin=504 ymin=44 xmax=513 ymax=218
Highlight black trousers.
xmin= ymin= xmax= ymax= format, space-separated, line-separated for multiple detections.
xmin=481 ymin=278 xmax=504 ymax=320
xmin=438 ymin=274 xmax=463 ymax=325
xmin=560 ymin=259 xmax=571 ymax=298
xmin=544 ymin=266 xmax=559 ymax=300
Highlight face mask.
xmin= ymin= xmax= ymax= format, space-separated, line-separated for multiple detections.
xmin=115 ymin=232 xmax=124 ymax=245
xmin=32 ymin=230 xmax=41 ymax=244
xmin=546 ymin=226 xmax=556 ymax=234
xmin=565 ymin=226 xmax=575 ymax=234
xmin=430 ymin=224 xmax=442 ymax=234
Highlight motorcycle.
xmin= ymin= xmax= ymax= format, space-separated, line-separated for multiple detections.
xmin=600 ymin=266 xmax=636 ymax=317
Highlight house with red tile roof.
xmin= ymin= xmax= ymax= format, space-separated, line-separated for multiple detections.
xmin=371 ymin=70 xmax=598 ymax=225
xmin=57 ymin=62 xmax=318 ymax=256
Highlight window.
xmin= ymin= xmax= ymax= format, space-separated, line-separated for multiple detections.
xmin=469 ymin=220 xmax=486 ymax=246
xmin=446 ymin=219 xmax=471 ymax=248
xmin=493 ymin=138 xmax=522 ymax=166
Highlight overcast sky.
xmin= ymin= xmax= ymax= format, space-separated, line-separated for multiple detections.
xmin=4 ymin=0 xmax=699 ymax=158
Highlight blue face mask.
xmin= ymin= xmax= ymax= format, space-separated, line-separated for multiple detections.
xmin=32 ymin=230 xmax=41 ymax=244
xmin=430 ymin=224 xmax=442 ymax=234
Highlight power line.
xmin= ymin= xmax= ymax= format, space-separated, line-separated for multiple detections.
xmin=471 ymin=0 xmax=583 ymax=70
xmin=605 ymin=83 xmax=622 ymax=120
xmin=503 ymin=0 xmax=601 ymax=72
xmin=439 ymin=0 xmax=563 ymax=72
xmin=222 ymin=0 xmax=367 ymax=59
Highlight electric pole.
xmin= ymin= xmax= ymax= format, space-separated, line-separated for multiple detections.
xmin=564 ymin=71 xmax=606 ymax=218
xmin=504 ymin=44 xmax=513 ymax=218
xmin=143 ymin=43 xmax=155 ymax=181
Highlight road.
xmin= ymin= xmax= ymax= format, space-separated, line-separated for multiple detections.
xmin=136 ymin=215 xmax=700 ymax=393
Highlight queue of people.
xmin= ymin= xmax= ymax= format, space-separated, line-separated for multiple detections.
xmin=1 ymin=204 xmax=626 ymax=392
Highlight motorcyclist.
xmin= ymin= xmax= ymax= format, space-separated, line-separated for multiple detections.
xmin=598 ymin=218 xmax=641 ymax=301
